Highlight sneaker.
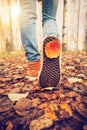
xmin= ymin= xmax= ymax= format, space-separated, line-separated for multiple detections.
xmin=39 ymin=36 xmax=61 ymax=89
xmin=27 ymin=60 xmax=40 ymax=81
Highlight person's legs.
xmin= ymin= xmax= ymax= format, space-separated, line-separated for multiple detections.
xmin=42 ymin=0 xmax=59 ymax=38
xmin=39 ymin=0 xmax=61 ymax=88
xmin=20 ymin=0 xmax=40 ymax=62
xmin=20 ymin=0 xmax=40 ymax=78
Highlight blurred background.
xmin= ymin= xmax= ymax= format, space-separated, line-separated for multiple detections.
xmin=0 ymin=0 xmax=87 ymax=54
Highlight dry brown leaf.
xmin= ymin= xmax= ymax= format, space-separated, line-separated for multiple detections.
xmin=30 ymin=115 xmax=53 ymax=130
xmin=60 ymin=103 xmax=72 ymax=116
xmin=45 ymin=104 xmax=59 ymax=121
xmin=6 ymin=121 xmax=13 ymax=130
xmin=82 ymin=81 xmax=87 ymax=86
xmin=39 ymin=103 xmax=48 ymax=109
xmin=68 ymin=77 xmax=82 ymax=83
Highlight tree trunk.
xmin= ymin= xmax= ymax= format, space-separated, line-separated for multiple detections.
xmin=67 ymin=0 xmax=80 ymax=51
xmin=78 ymin=0 xmax=87 ymax=50
xmin=8 ymin=0 xmax=14 ymax=51
xmin=62 ymin=0 xmax=68 ymax=51
xmin=0 ymin=17 xmax=5 ymax=53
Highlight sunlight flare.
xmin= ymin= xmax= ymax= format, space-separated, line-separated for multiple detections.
xmin=11 ymin=5 xmax=20 ymax=17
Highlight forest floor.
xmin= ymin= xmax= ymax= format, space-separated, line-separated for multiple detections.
xmin=0 ymin=51 xmax=87 ymax=130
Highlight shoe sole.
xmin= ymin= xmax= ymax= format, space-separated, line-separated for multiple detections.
xmin=39 ymin=36 xmax=61 ymax=88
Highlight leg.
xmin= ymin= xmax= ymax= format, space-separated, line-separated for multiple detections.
xmin=20 ymin=0 xmax=40 ymax=79
xmin=42 ymin=0 xmax=59 ymax=38
xmin=20 ymin=0 xmax=40 ymax=62
xmin=39 ymin=0 xmax=61 ymax=88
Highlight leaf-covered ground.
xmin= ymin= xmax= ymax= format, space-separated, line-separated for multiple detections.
xmin=0 ymin=51 xmax=87 ymax=130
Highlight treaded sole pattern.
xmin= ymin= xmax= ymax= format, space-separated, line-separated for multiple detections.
xmin=39 ymin=36 xmax=60 ymax=88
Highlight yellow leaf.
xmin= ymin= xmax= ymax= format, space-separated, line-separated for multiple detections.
xmin=45 ymin=104 xmax=59 ymax=121
xmin=60 ymin=103 xmax=72 ymax=116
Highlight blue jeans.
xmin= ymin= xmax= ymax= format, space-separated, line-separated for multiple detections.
xmin=20 ymin=0 xmax=59 ymax=62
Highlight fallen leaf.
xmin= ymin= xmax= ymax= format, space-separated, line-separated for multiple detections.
xmin=30 ymin=115 xmax=53 ymax=130
xmin=60 ymin=103 xmax=72 ymax=116
xmin=68 ymin=77 xmax=82 ymax=83
xmin=45 ymin=104 xmax=59 ymax=121
xmin=6 ymin=121 xmax=13 ymax=130
xmin=8 ymin=93 xmax=29 ymax=101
